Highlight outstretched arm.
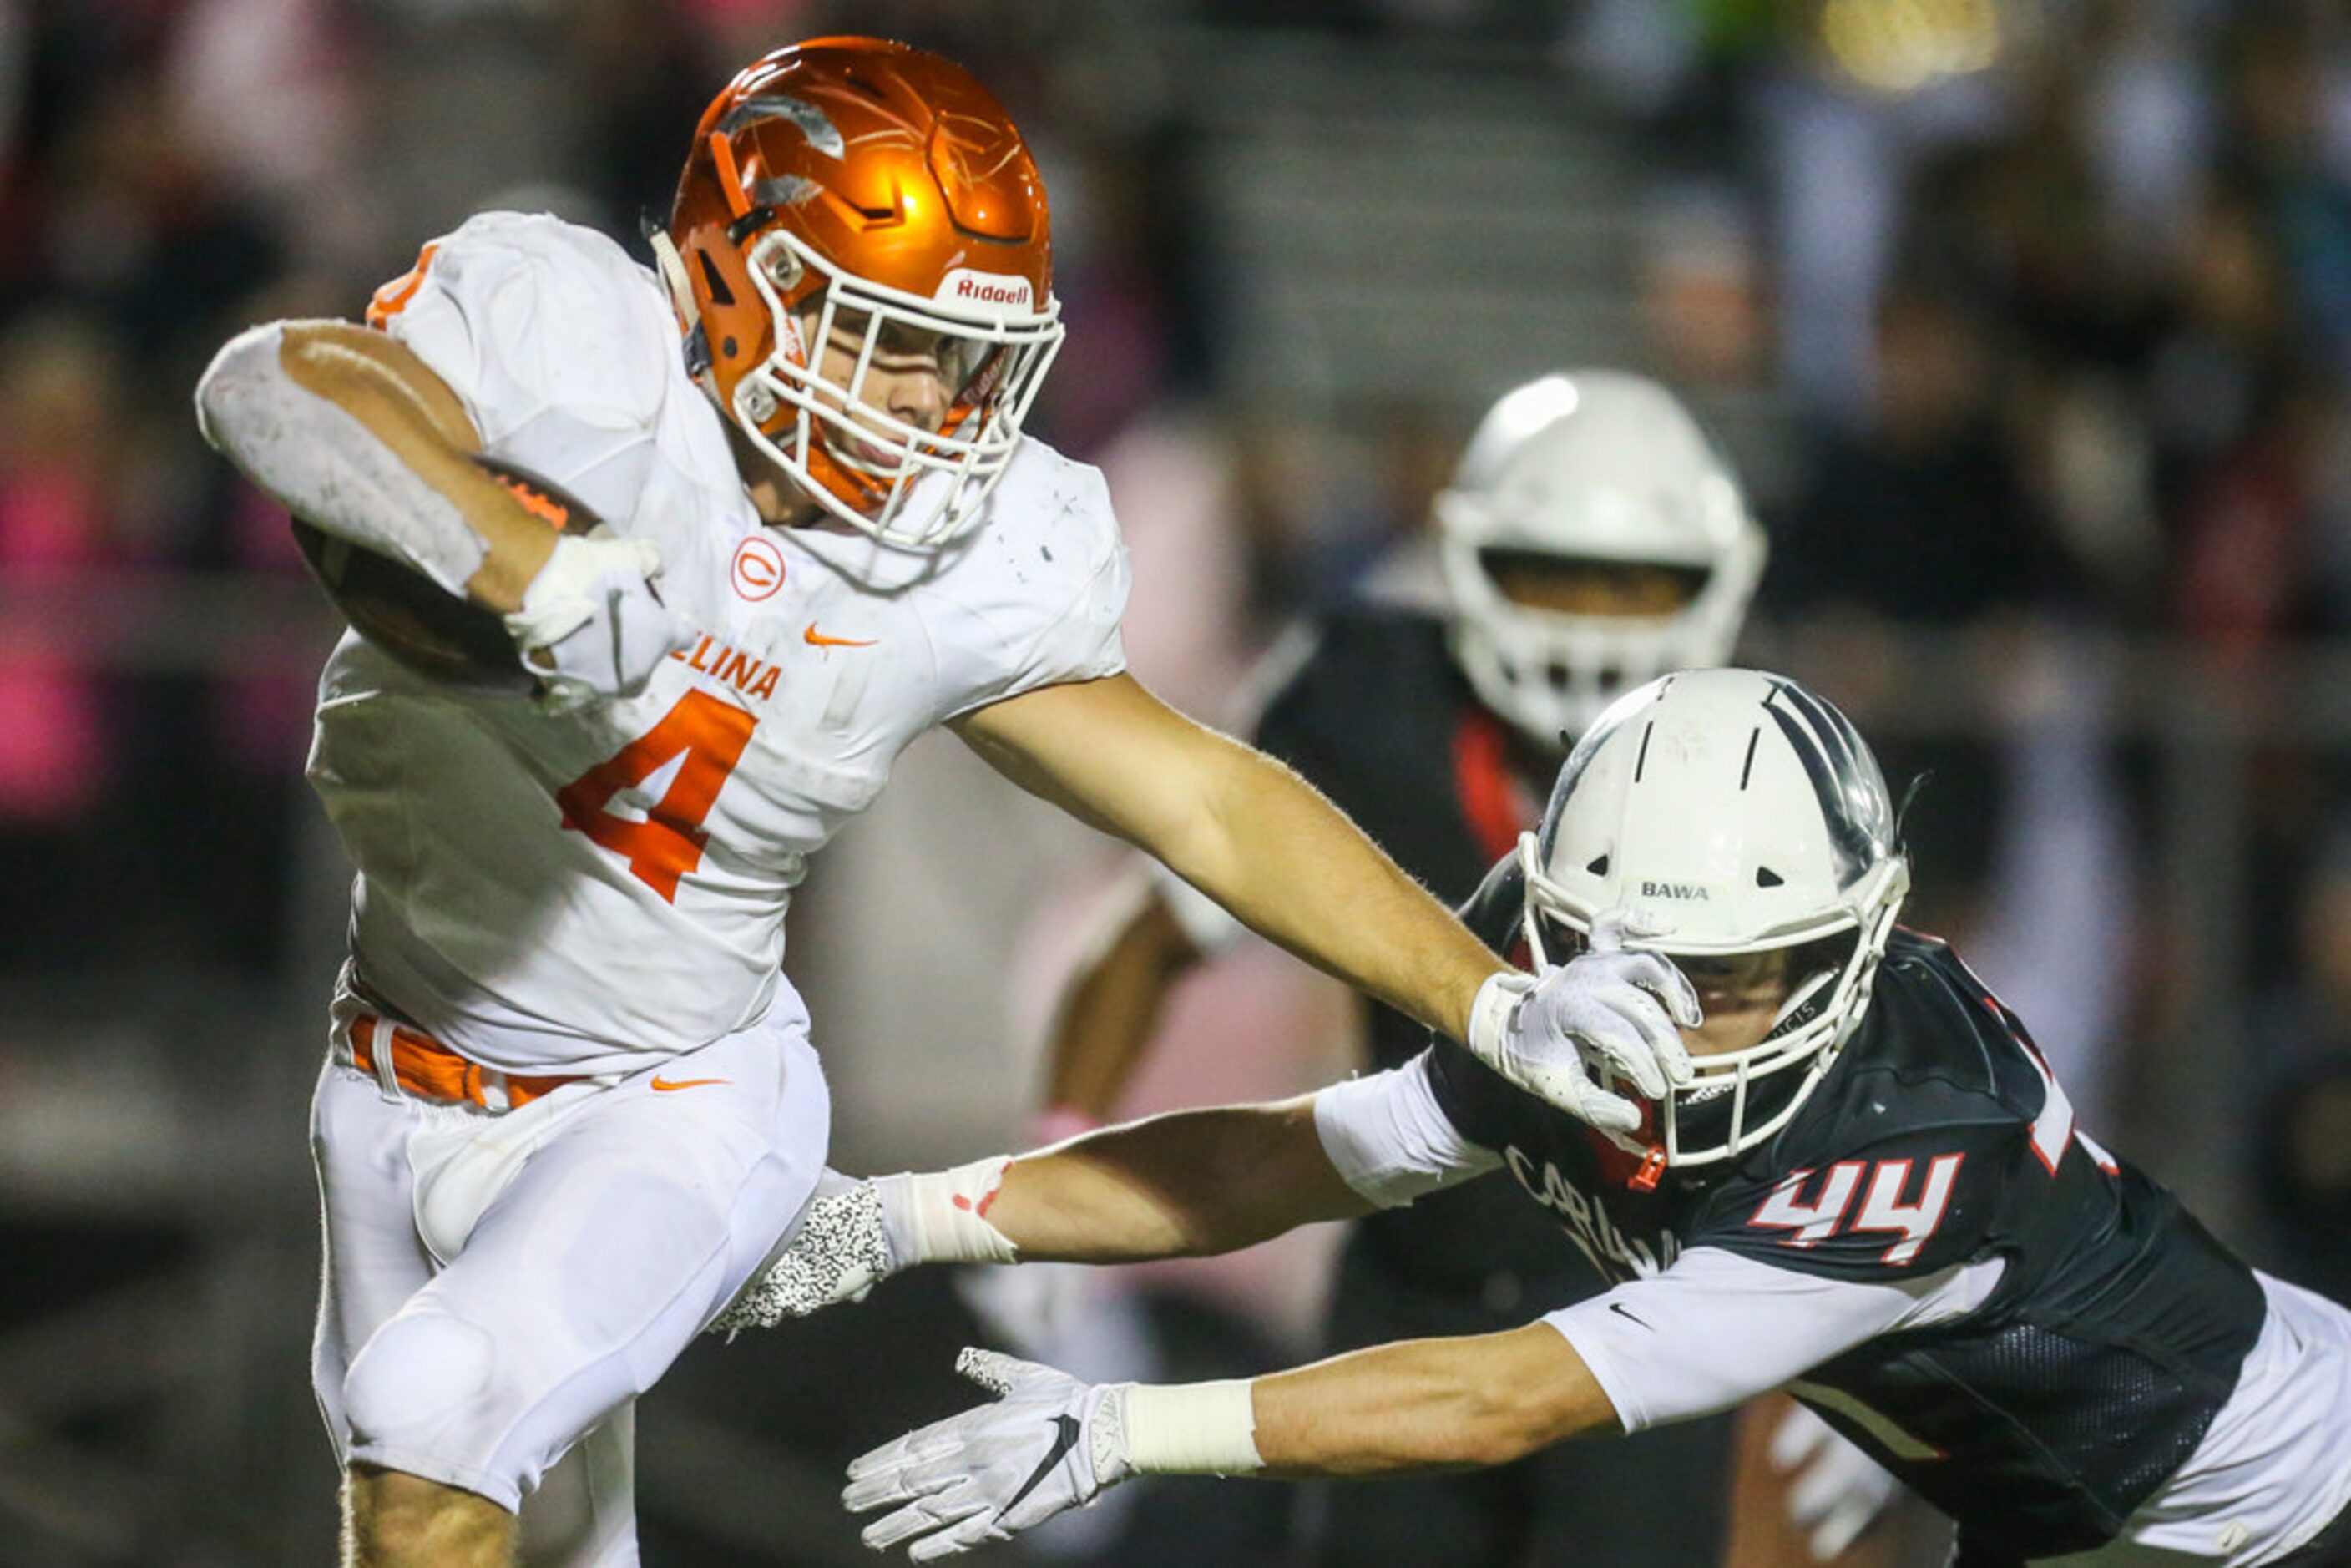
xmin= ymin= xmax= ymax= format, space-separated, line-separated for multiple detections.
xmin=988 ymin=1097 xmax=1374 ymax=1262
xmin=955 ymin=674 xmax=1501 ymax=1043
xmin=842 ymin=1245 xmax=1961 ymax=1560
xmin=714 ymin=1090 xmax=1393 ymax=1333
xmin=1250 ymin=1322 xmax=1612 ymax=1474
xmin=842 ymin=1326 xmax=1616 ymax=1560
xmin=713 ymin=1051 xmax=1512 ymax=1333
xmin=953 ymin=675 xmax=1696 ymax=1131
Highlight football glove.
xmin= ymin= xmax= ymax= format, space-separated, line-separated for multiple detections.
xmin=506 ymin=532 xmax=692 ymax=712
xmin=844 ymin=1348 xmax=1132 ymax=1561
xmin=710 ymin=1159 xmax=1019 ymax=1334
xmin=710 ymin=1170 xmax=902 ymax=1333
xmin=1467 ymin=911 xmax=1698 ymax=1135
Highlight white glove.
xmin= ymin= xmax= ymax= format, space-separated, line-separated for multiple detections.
xmin=844 ymin=1348 xmax=1131 ymax=1561
xmin=710 ymin=1170 xmax=902 ymax=1333
xmin=505 ymin=532 xmax=692 ymax=711
xmin=1772 ymin=1402 xmax=1900 ymax=1560
xmin=1468 ymin=911 xmax=1698 ymax=1134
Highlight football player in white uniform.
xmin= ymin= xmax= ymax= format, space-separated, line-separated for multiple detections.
xmin=754 ymin=669 xmax=2351 ymax=1567
xmin=191 ymin=37 xmax=1673 ymax=1568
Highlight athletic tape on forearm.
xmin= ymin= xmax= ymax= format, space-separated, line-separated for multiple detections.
xmin=1120 ymin=1379 xmax=1263 ymax=1475
xmin=193 ymin=322 xmax=488 ymax=594
xmin=888 ymin=1157 xmax=1019 ymax=1266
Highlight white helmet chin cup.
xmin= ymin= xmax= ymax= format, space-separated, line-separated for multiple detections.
xmin=1438 ymin=371 xmax=1765 ymax=746
xmin=1518 ymin=669 xmax=1909 ymax=1166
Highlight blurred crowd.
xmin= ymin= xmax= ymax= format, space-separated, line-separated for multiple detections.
xmin=3 ymin=0 xmax=2350 ymax=1393
xmin=1563 ymin=0 xmax=2351 ymax=1291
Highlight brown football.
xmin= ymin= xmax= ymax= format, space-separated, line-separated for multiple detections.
xmin=291 ymin=453 xmax=597 ymax=692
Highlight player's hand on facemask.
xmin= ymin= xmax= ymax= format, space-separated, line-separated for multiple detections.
xmin=845 ymin=1348 xmax=1130 ymax=1561
xmin=506 ymin=531 xmax=693 ymax=712
xmin=710 ymin=1169 xmax=904 ymax=1333
xmin=1467 ymin=910 xmax=1698 ymax=1132
xmin=1772 ymin=1402 xmax=1902 ymax=1560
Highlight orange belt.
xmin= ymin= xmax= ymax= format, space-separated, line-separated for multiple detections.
xmin=347 ymin=1014 xmax=582 ymax=1113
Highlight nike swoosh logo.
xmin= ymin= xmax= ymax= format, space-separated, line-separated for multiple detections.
xmin=1609 ymin=1302 xmax=1651 ymax=1330
xmin=1004 ymin=1414 xmax=1082 ymax=1514
xmin=803 ymin=622 xmax=876 ymax=649
xmin=650 ymin=1076 xmax=730 ymax=1092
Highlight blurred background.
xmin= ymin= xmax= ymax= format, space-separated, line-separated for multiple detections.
xmin=7 ymin=0 xmax=2351 ymax=1561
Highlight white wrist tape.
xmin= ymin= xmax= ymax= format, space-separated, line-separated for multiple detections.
xmin=887 ymin=1156 xmax=1019 ymax=1266
xmin=1466 ymin=969 xmax=1533 ymax=1064
xmin=1120 ymin=1379 xmax=1263 ymax=1476
xmin=193 ymin=322 xmax=488 ymax=594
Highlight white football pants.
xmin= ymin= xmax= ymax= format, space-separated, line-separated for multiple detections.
xmin=309 ymin=994 xmax=827 ymax=1564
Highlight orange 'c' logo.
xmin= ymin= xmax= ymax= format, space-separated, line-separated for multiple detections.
xmin=731 ymin=537 xmax=786 ymax=601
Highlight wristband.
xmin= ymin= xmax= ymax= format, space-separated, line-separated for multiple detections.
xmin=890 ymin=1156 xmax=1019 ymax=1266
xmin=1465 ymin=969 xmax=1533 ymax=1060
xmin=1119 ymin=1378 xmax=1263 ymax=1476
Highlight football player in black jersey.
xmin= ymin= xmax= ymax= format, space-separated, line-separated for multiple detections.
xmin=1020 ymin=371 xmax=1843 ymax=1566
xmin=753 ymin=668 xmax=2351 ymax=1567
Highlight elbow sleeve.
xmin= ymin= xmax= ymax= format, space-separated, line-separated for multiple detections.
xmin=194 ymin=322 xmax=488 ymax=594
xmin=1312 ymin=1055 xmax=1500 ymax=1208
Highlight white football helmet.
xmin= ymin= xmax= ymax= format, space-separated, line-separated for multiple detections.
xmin=1437 ymin=372 xmax=1765 ymax=746
xmin=1518 ymin=669 xmax=1909 ymax=1166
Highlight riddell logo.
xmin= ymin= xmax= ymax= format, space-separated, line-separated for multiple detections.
xmin=938 ymin=269 xmax=1033 ymax=310
xmin=1641 ymin=881 xmax=1710 ymax=900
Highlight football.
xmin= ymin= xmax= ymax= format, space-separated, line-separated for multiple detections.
xmin=291 ymin=453 xmax=598 ymax=692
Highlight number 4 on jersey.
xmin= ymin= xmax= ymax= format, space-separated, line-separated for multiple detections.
xmin=557 ymin=690 xmax=756 ymax=902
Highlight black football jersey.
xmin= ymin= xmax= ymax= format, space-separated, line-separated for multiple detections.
xmin=1248 ymin=607 xmax=1568 ymax=1285
xmin=1427 ymin=904 xmax=2270 ymax=1560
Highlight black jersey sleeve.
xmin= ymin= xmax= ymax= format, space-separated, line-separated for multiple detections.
xmin=1423 ymin=1037 xmax=1528 ymax=1160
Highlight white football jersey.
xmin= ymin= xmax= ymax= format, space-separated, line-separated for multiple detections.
xmin=309 ymin=211 xmax=1130 ymax=1074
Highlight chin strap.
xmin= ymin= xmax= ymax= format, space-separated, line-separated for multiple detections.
xmin=645 ymin=229 xmax=713 ymax=379
xmin=646 ymin=228 xmax=698 ymax=328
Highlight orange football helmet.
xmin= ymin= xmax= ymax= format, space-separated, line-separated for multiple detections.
xmin=660 ymin=37 xmax=1064 ymax=548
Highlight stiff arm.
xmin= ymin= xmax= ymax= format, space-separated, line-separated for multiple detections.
xmin=951 ymin=673 xmax=1504 ymax=1045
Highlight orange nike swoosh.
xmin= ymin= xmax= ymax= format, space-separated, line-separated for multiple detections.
xmin=804 ymin=622 xmax=877 ymax=649
xmin=650 ymin=1075 xmax=731 ymax=1092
